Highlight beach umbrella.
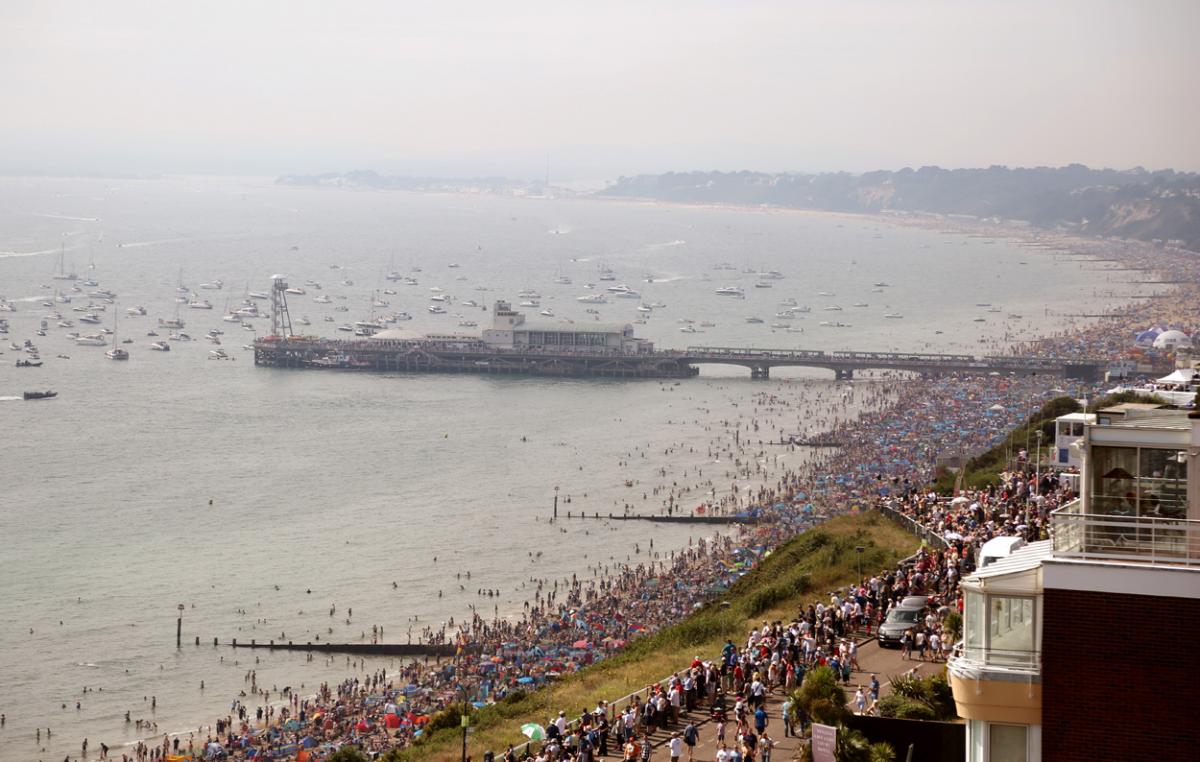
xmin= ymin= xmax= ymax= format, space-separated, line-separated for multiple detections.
xmin=517 ymin=676 xmax=535 ymax=684
xmin=284 ymin=719 xmax=301 ymax=731
xmin=521 ymin=723 xmax=547 ymax=741
xmin=572 ymin=639 xmax=590 ymax=649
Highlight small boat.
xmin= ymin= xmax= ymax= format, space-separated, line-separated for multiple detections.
xmin=169 ymin=332 xmax=192 ymax=341
xmin=770 ymin=322 xmax=789 ymax=328
xmin=577 ymin=294 xmax=606 ymax=304
xmin=786 ymin=326 xmax=804 ymax=333
xmin=78 ymin=313 xmax=102 ymax=324
xmin=637 ymin=305 xmax=652 ymax=313
xmin=284 ymin=287 xmax=306 ymax=295
xmin=126 ymin=305 xmax=147 ymax=316
xmin=392 ymin=312 xmax=413 ymax=321
xmin=313 ymin=294 xmax=332 ymax=304
xmin=973 ymin=317 xmax=986 ymax=322
xmin=679 ymin=325 xmax=700 ymax=333
xmin=539 ymin=309 xmax=554 ymax=317
xmin=24 ymin=390 xmax=57 ymax=400
xmin=75 ymin=334 xmax=107 ymax=346
xmin=700 ymin=321 xmax=716 ymax=327
xmin=222 ymin=312 xmax=242 ymax=323
xmin=428 ymin=305 xmax=447 ymax=314
xmin=208 ymin=348 xmax=232 ymax=360
xmin=884 ymin=313 xmax=903 ymax=319
xmin=852 ymin=302 xmax=869 ymax=307
xmin=458 ymin=320 xmax=478 ymax=328
xmin=159 ymin=317 xmax=185 ymax=329
xmin=519 ymin=300 xmax=539 ymax=307
xmin=16 ymin=359 xmax=42 ymax=367
xmin=823 ymin=305 xmax=843 ymax=312
xmin=199 ymin=280 xmax=224 ymax=290
xmin=106 ymin=347 xmax=129 ymax=360
xmin=715 ymin=286 xmax=744 ymax=297
xmin=149 ymin=341 xmax=171 ymax=351
xmin=248 ymin=291 xmax=269 ymax=300
xmin=754 ymin=282 xmax=772 ymax=289
xmin=298 ymin=316 xmax=311 ymax=326
xmin=337 ymin=324 xmax=354 ymax=332
xmin=745 ymin=316 xmax=764 ymax=324
xmin=188 ymin=298 xmax=213 ymax=309
xmin=818 ymin=291 xmax=835 ymax=297
xmin=873 ymin=281 xmax=890 ymax=287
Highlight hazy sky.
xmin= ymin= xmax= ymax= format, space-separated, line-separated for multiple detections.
xmin=2 ymin=1 xmax=1197 ymax=179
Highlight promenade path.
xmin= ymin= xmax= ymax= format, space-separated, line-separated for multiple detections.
xmin=628 ymin=636 xmax=942 ymax=760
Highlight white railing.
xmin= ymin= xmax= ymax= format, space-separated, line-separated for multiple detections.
xmin=1051 ymin=500 xmax=1200 ymax=566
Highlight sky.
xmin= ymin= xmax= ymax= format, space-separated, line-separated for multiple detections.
xmin=1 ymin=0 xmax=1198 ymax=180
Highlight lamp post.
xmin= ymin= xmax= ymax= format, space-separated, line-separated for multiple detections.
xmin=461 ymin=713 xmax=469 ymax=762
xmin=1035 ymin=430 xmax=1044 ymax=495
xmin=176 ymin=603 xmax=185 ymax=648
xmin=553 ymin=485 xmax=559 ymax=522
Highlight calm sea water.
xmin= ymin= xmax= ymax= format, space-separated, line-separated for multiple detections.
xmin=0 ymin=176 xmax=1126 ymax=760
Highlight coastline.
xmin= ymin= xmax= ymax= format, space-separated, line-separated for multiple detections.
xmin=11 ymin=186 xmax=1200 ymax=762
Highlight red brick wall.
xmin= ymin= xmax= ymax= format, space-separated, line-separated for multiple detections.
xmin=1042 ymin=588 xmax=1200 ymax=761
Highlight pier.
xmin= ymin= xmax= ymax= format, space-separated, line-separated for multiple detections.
xmin=219 ymin=638 xmax=457 ymax=657
xmin=253 ymin=337 xmax=1106 ymax=382
xmin=562 ymin=510 xmax=759 ymax=525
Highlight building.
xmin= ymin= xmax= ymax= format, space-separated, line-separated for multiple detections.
xmin=482 ymin=300 xmax=653 ymax=353
xmin=1050 ymin=412 xmax=1094 ymax=468
xmin=948 ymin=407 xmax=1199 ymax=762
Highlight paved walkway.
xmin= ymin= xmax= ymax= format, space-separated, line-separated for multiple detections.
xmin=618 ymin=635 xmax=945 ymax=760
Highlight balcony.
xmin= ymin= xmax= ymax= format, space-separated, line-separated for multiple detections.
xmin=1051 ymin=499 xmax=1200 ymax=566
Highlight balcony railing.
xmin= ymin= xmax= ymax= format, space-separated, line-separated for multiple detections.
xmin=1051 ymin=499 xmax=1200 ymax=566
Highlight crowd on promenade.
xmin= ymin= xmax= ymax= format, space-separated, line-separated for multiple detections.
xmin=71 ymin=233 xmax=1197 ymax=762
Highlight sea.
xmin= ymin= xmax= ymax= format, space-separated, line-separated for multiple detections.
xmin=0 ymin=176 xmax=1131 ymax=761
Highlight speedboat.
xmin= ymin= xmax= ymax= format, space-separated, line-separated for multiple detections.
xmin=428 ymin=305 xmax=446 ymax=314
xmin=715 ymin=286 xmax=744 ymax=297
xmin=577 ymin=294 xmax=606 ymax=304
xmin=852 ymin=302 xmax=869 ymax=307
xmin=313 ymin=294 xmax=332 ymax=304
xmin=149 ymin=341 xmax=170 ymax=351
xmin=199 ymin=280 xmax=224 ymax=290
xmin=823 ymin=305 xmax=843 ymax=312
xmin=75 ymin=334 xmax=107 ymax=346
xmin=248 ymin=291 xmax=269 ymax=300
xmin=745 ymin=316 xmax=764 ymax=324
xmin=284 ymin=287 xmax=306 ymax=295
xmin=222 ymin=312 xmax=242 ymax=323
xmin=126 ymin=305 xmax=147 ymax=316
xmin=169 ymin=332 xmax=192 ymax=341
xmin=337 ymin=324 xmax=354 ymax=332
xmin=539 ymin=309 xmax=554 ymax=317
xmin=208 ymin=348 xmax=231 ymax=360
xmin=105 ymin=347 xmax=129 ymax=360
xmin=23 ymin=390 xmax=57 ymax=400
xmin=78 ymin=313 xmax=102 ymax=324
xmin=884 ymin=313 xmax=904 ymax=319
xmin=188 ymin=298 xmax=213 ymax=309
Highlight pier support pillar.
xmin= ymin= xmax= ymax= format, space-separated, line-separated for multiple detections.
xmin=750 ymin=365 xmax=771 ymax=380
xmin=835 ymin=368 xmax=854 ymax=381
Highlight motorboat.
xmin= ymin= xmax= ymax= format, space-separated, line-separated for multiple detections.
xmin=149 ymin=341 xmax=171 ymax=351
xmin=458 ymin=320 xmax=478 ymax=328
xmin=126 ymin=305 xmax=147 ymax=316
xmin=745 ymin=316 xmax=764 ymax=324
xmin=222 ymin=312 xmax=242 ymax=323
xmin=554 ymin=276 xmax=572 ymax=285
xmin=605 ymin=284 xmax=634 ymax=294
xmin=188 ymin=298 xmax=213 ymax=309
xmin=208 ymin=348 xmax=232 ymax=360
xmin=105 ymin=347 xmax=129 ymax=360
xmin=700 ymin=321 xmax=716 ymax=327
xmin=679 ymin=325 xmax=700 ymax=333
xmin=169 ymin=332 xmax=193 ymax=341
xmin=205 ymin=333 xmax=222 ymax=344
xmin=754 ymin=282 xmax=772 ymax=289
xmin=715 ymin=286 xmax=744 ymax=297
xmin=518 ymin=289 xmax=541 ymax=298
xmin=392 ymin=312 xmax=413 ymax=321
xmin=337 ymin=324 xmax=354 ymax=332
xmin=75 ymin=334 xmax=107 ymax=346
xmin=577 ymin=293 xmax=606 ymax=304
xmin=298 ymin=316 xmax=311 ymax=326
xmin=884 ymin=313 xmax=904 ymax=319
xmin=78 ymin=313 xmax=102 ymax=324
xmin=428 ymin=305 xmax=446 ymax=314
xmin=823 ymin=305 xmax=843 ymax=311
xmin=431 ymin=294 xmax=449 ymax=302
xmin=460 ymin=299 xmax=478 ymax=307
xmin=248 ymin=291 xmax=269 ymax=299
xmin=637 ymin=304 xmax=653 ymax=313
xmin=539 ymin=308 xmax=554 ymax=317
xmin=778 ymin=297 xmax=798 ymax=307
xmin=759 ymin=270 xmax=785 ymax=280
xmin=199 ymin=280 xmax=224 ymax=290
xmin=57 ymin=320 xmax=74 ymax=328
xmin=774 ymin=311 xmax=794 ymax=319
xmin=873 ymin=281 xmax=891 ymax=287
xmin=613 ymin=289 xmax=641 ymax=299
xmin=852 ymin=302 xmax=869 ymax=307
xmin=159 ymin=317 xmax=185 ymax=329
xmin=313 ymin=294 xmax=332 ymax=304
xmin=16 ymin=359 xmax=43 ymax=367
xmin=519 ymin=300 xmax=539 ymax=307
xmin=24 ymin=390 xmax=57 ymax=400
xmin=285 ymin=287 xmax=306 ymax=295
xmin=771 ymin=322 xmax=789 ymax=328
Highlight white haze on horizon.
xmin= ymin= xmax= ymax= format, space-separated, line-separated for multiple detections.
xmin=1 ymin=0 xmax=1198 ymax=181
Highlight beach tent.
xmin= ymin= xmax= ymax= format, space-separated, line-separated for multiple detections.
xmin=1153 ymin=330 xmax=1193 ymax=350
xmin=1157 ymin=368 xmax=1196 ymax=385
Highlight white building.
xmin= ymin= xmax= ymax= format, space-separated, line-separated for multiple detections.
xmin=1050 ymin=412 xmax=1094 ymax=468
xmin=482 ymin=301 xmax=653 ymax=353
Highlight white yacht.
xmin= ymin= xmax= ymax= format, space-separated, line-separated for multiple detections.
xmin=126 ymin=305 xmax=147 ymax=316
xmin=823 ymin=305 xmax=843 ymax=312
xmin=313 ymin=294 xmax=332 ymax=304
xmin=576 ymin=293 xmax=606 ymax=304
xmin=428 ymin=305 xmax=446 ymax=314
xmin=149 ymin=340 xmax=171 ymax=351
xmin=75 ymin=334 xmax=107 ymax=346
xmin=78 ymin=313 xmax=102 ymax=324
xmin=188 ymin=298 xmax=213 ymax=309
xmin=539 ymin=308 xmax=554 ymax=317
xmin=715 ymin=286 xmax=744 ymax=297
xmin=248 ymin=291 xmax=270 ymax=300
xmin=605 ymin=284 xmax=635 ymax=294
xmin=284 ymin=286 xmax=305 ymax=295
xmin=208 ymin=348 xmax=231 ymax=360
xmin=199 ymin=280 xmax=224 ymax=290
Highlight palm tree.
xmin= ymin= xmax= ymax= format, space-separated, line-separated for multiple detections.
xmin=788 ymin=665 xmax=847 ymax=728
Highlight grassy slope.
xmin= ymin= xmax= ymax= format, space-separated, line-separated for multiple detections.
xmin=402 ymin=512 xmax=919 ymax=761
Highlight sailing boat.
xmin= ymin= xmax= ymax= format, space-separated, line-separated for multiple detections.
xmin=52 ymin=243 xmax=78 ymax=281
xmin=159 ymin=300 xmax=185 ymax=330
xmin=106 ymin=308 xmax=129 ymax=360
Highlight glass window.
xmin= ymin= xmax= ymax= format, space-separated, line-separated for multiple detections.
xmin=988 ymin=596 xmax=1035 ymax=666
xmin=1138 ymin=449 xmax=1189 ymax=518
xmin=964 ymin=591 xmax=984 ymax=660
xmin=1072 ymin=422 xmax=1085 ymax=436
xmin=1091 ymin=446 xmax=1138 ymax=516
xmin=989 ymin=724 xmax=1028 ymax=762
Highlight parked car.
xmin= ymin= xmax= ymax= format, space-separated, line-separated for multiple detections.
xmin=876 ymin=605 xmax=925 ymax=648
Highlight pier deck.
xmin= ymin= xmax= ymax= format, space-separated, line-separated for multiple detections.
xmin=253 ymin=337 xmax=1105 ymax=381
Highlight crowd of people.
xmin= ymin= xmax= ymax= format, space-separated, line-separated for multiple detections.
xmin=77 ymin=230 xmax=1196 ymax=762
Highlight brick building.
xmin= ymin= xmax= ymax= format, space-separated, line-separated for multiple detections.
xmin=948 ymin=408 xmax=1199 ymax=762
